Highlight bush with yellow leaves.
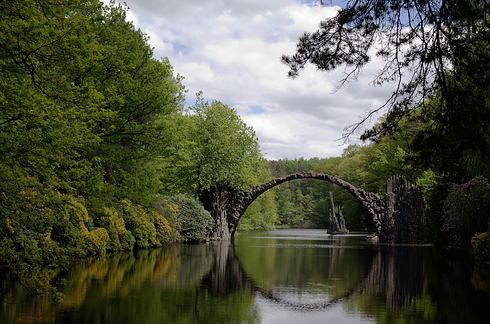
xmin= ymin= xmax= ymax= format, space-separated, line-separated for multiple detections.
xmin=472 ymin=232 xmax=490 ymax=262
xmin=150 ymin=199 xmax=181 ymax=243
xmin=120 ymin=199 xmax=157 ymax=248
xmin=95 ymin=206 xmax=135 ymax=251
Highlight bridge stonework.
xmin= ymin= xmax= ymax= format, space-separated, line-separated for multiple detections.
xmin=221 ymin=172 xmax=429 ymax=244
xmin=382 ymin=175 xmax=430 ymax=244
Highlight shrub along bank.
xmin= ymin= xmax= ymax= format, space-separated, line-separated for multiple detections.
xmin=0 ymin=188 xmax=213 ymax=297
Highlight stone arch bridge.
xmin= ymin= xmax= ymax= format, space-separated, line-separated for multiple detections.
xmin=212 ymin=172 xmax=429 ymax=244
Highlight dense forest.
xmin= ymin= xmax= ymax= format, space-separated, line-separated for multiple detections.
xmin=0 ymin=0 xmax=266 ymax=296
xmin=1 ymin=0 xmax=490 ymax=298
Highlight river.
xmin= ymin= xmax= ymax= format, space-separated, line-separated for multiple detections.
xmin=1 ymin=229 xmax=490 ymax=323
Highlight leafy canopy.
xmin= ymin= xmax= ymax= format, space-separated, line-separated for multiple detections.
xmin=162 ymin=94 xmax=263 ymax=201
xmin=0 ymin=0 xmax=185 ymax=295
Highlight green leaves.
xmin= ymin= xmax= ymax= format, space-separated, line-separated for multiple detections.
xmin=442 ymin=177 xmax=490 ymax=250
xmin=0 ymin=0 xmax=185 ymax=295
xmin=1 ymin=0 xmax=104 ymax=191
xmin=165 ymin=195 xmax=213 ymax=243
xmin=190 ymin=99 xmax=261 ymax=193
xmin=161 ymin=97 xmax=263 ymax=200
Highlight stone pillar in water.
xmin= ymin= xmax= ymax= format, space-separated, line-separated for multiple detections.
xmin=328 ymin=191 xmax=340 ymax=233
xmin=337 ymin=207 xmax=349 ymax=234
xmin=328 ymin=191 xmax=348 ymax=234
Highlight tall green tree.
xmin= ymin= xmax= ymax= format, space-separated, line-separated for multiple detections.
xmin=77 ymin=2 xmax=185 ymax=207
xmin=0 ymin=0 xmax=184 ymax=294
xmin=0 ymin=0 xmax=184 ymax=203
xmin=161 ymin=95 xmax=263 ymax=238
xmin=0 ymin=0 xmax=105 ymax=194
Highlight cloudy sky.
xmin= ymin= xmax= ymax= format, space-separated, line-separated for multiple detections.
xmin=107 ymin=0 xmax=396 ymax=160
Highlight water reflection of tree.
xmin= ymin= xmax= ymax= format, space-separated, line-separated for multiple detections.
xmin=197 ymin=242 xmax=260 ymax=323
xmin=212 ymin=241 xmax=490 ymax=323
xmin=200 ymin=241 xmax=254 ymax=295
xmin=425 ymin=253 xmax=490 ymax=324
xmin=233 ymin=238 xmax=432 ymax=317
xmin=0 ymin=243 xmax=261 ymax=323
xmin=344 ymin=245 xmax=441 ymax=323
xmin=234 ymin=235 xmax=376 ymax=309
xmin=350 ymin=245 xmax=490 ymax=323
xmin=3 ymin=239 xmax=490 ymax=323
xmin=354 ymin=245 xmax=429 ymax=310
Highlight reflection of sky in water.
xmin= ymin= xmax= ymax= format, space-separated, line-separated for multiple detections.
xmin=247 ymin=228 xmax=369 ymax=240
xmin=269 ymin=284 xmax=338 ymax=303
xmin=241 ymin=228 xmax=370 ymax=249
xmin=255 ymin=294 xmax=376 ymax=324
xmin=263 ymin=243 xmax=355 ymax=249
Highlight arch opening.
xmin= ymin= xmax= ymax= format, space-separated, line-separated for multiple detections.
xmin=227 ymin=172 xmax=384 ymax=238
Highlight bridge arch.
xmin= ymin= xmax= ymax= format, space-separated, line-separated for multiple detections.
xmin=226 ymin=172 xmax=385 ymax=238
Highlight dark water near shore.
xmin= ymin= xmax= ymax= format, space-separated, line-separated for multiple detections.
xmin=2 ymin=229 xmax=490 ymax=323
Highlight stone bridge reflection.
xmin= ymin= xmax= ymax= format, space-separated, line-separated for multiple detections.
xmin=201 ymin=240 xmax=431 ymax=311
xmin=3 ymin=237 xmax=487 ymax=323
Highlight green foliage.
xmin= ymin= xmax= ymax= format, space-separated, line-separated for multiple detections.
xmin=150 ymin=199 xmax=181 ymax=243
xmin=267 ymin=157 xmax=340 ymax=228
xmin=161 ymin=95 xmax=262 ymax=203
xmin=84 ymin=228 xmax=110 ymax=257
xmin=165 ymin=195 xmax=214 ymax=243
xmin=120 ymin=199 xmax=157 ymax=248
xmin=239 ymin=161 xmax=278 ymax=231
xmin=0 ymin=0 xmax=106 ymax=195
xmin=274 ymin=185 xmax=297 ymax=226
xmin=94 ymin=207 xmax=135 ymax=251
xmin=414 ymin=169 xmax=442 ymax=204
xmin=191 ymin=98 xmax=262 ymax=194
xmin=332 ymin=112 xmax=444 ymax=230
xmin=158 ymin=95 xmax=265 ymax=238
xmin=239 ymin=190 xmax=278 ymax=231
xmin=0 ymin=0 xmax=185 ymax=295
xmin=78 ymin=4 xmax=185 ymax=206
xmin=149 ymin=210 xmax=172 ymax=246
xmin=59 ymin=195 xmax=110 ymax=257
xmin=408 ymin=39 xmax=490 ymax=182
xmin=0 ymin=188 xmax=93 ymax=296
xmin=0 ymin=0 xmax=184 ymax=210
xmin=472 ymin=232 xmax=490 ymax=262
xmin=442 ymin=177 xmax=490 ymax=250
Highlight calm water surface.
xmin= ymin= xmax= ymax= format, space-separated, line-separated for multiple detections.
xmin=2 ymin=229 xmax=490 ymax=323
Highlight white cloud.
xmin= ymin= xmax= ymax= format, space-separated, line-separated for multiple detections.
xmin=125 ymin=8 xmax=139 ymax=26
xmin=110 ymin=0 xmax=390 ymax=159
xmin=179 ymin=62 xmax=215 ymax=83
xmin=281 ymin=4 xmax=340 ymax=34
xmin=243 ymin=111 xmax=347 ymax=160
